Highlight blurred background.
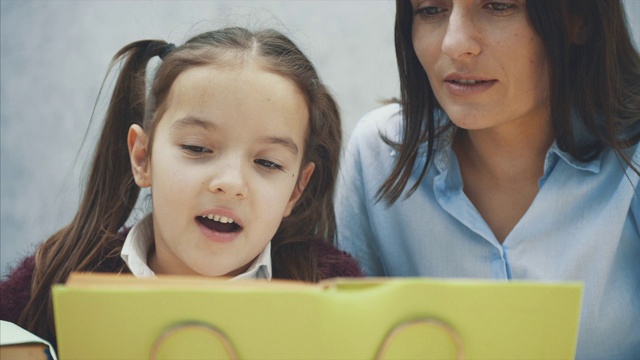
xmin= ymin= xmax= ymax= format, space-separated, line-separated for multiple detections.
xmin=1 ymin=0 xmax=638 ymax=277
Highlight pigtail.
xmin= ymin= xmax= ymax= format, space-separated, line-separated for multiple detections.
xmin=19 ymin=40 xmax=169 ymax=343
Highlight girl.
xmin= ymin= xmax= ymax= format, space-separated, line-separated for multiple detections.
xmin=336 ymin=0 xmax=640 ymax=359
xmin=1 ymin=27 xmax=362 ymax=348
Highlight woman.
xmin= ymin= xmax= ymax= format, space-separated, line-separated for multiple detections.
xmin=336 ymin=0 xmax=640 ymax=358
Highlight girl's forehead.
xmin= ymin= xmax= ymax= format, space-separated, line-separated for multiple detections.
xmin=169 ymin=62 xmax=305 ymax=107
xmin=157 ymin=62 xmax=309 ymax=143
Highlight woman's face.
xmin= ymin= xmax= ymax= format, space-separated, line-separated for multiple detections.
xmin=411 ymin=0 xmax=550 ymax=131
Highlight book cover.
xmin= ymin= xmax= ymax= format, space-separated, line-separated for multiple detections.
xmin=53 ymin=273 xmax=582 ymax=359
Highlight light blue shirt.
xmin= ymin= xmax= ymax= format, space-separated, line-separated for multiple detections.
xmin=336 ymin=104 xmax=640 ymax=360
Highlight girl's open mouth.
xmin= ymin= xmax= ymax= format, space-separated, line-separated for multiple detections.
xmin=197 ymin=215 xmax=242 ymax=233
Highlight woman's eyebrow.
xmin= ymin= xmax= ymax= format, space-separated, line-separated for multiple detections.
xmin=169 ymin=115 xmax=219 ymax=132
xmin=258 ymin=136 xmax=299 ymax=156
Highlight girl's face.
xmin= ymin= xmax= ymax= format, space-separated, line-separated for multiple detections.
xmin=411 ymin=0 xmax=550 ymax=131
xmin=129 ymin=62 xmax=313 ymax=277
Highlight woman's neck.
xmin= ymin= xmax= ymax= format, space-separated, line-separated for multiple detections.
xmin=452 ymin=120 xmax=555 ymax=243
xmin=453 ymin=122 xmax=555 ymax=185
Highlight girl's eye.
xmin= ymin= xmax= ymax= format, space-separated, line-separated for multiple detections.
xmin=255 ymin=159 xmax=284 ymax=172
xmin=181 ymin=145 xmax=211 ymax=154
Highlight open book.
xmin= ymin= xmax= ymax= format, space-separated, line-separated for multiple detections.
xmin=53 ymin=273 xmax=582 ymax=359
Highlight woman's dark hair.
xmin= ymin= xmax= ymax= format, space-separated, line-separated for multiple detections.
xmin=20 ymin=27 xmax=341 ymax=343
xmin=381 ymin=0 xmax=640 ymax=204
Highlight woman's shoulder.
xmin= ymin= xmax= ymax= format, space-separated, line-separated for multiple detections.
xmin=309 ymin=238 xmax=364 ymax=279
xmin=359 ymin=102 xmax=402 ymax=123
xmin=343 ymin=103 xmax=406 ymax=168
xmin=350 ymin=103 xmax=403 ymax=143
xmin=0 ymin=255 xmax=36 ymax=324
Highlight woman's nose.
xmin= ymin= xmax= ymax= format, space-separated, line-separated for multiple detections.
xmin=441 ymin=8 xmax=482 ymax=60
xmin=208 ymin=160 xmax=248 ymax=200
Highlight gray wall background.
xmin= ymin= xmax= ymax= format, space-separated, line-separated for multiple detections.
xmin=1 ymin=0 xmax=638 ymax=277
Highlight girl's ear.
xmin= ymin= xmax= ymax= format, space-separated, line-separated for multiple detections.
xmin=128 ymin=124 xmax=152 ymax=188
xmin=283 ymin=162 xmax=315 ymax=217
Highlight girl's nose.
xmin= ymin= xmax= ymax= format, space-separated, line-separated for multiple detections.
xmin=208 ymin=161 xmax=248 ymax=200
xmin=441 ymin=8 xmax=482 ymax=60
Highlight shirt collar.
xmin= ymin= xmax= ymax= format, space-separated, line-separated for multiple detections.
xmin=544 ymin=110 xmax=605 ymax=174
xmin=545 ymin=141 xmax=603 ymax=174
xmin=433 ymin=138 xmax=603 ymax=180
xmin=121 ymin=214 xmax=272 ymax=280
xmin=121 ymin=215 xmax=155 ymax=278
xmin=430 ymin=133 xmax=603 ymax=176
xmin=428 ymin=109 xmax=606 ymax=175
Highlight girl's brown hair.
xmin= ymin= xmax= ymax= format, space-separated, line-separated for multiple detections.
xmin=382 ymin=0 xmax=640 ymax=204
xmin=20 ymin=27 xmax=341 ymax=343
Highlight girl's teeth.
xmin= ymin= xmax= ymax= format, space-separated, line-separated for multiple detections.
xmin=202 ymin=214 xmax=234 ymax=224
xmin=457 ymin=79 xmax=478 ymax=84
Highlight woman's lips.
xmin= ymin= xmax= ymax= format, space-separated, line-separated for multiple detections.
xmin=444 ymin=79 xmax=497 ymax=97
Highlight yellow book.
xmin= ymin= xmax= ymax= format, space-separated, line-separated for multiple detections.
xmin=52 ymin=273 xmax=582 ymax=359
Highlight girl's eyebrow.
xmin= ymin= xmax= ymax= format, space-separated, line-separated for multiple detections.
xmin=169 ymin=115 xmax=219 ymax=132
xmin=257 ymin=136 xmax=299 ymax=156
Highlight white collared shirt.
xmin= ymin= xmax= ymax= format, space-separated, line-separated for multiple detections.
xmin=121 ymin=214 xmax=272 ymax=280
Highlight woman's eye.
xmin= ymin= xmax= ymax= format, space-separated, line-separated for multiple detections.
xmin=484 ymin=2 xmax=517 ymax=14
xmin=255 ymin=159 xmax=284 ymax=172
xmin=415 ymin=6 xmax=447 ymax=19
xmin=181 ymin=145 xmax=211 ymax=154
